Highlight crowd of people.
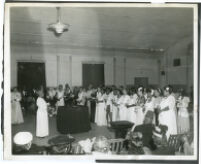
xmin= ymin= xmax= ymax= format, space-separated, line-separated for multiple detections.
xmin=11 ymin=83 xmax=192 ymax=140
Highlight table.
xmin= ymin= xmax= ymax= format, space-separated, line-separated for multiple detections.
xmin=111 ymin=121 xmax=134 ymax=138
xmin=57 ymin=106 xmax=91 ymax=134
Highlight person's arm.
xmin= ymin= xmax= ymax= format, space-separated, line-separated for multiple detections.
xmin=16 ymin=93 xmax=22 ymax=101
xmin=160 ymin=106 xmax=169 ymax=112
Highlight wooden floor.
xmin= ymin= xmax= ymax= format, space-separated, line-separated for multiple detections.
xmin=12 ymin=110 xmax=194 ymax=147
xmin=12 ymin=113 xmax=115 ymax=146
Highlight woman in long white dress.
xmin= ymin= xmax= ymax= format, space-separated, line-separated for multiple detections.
xmin=95 ymin=88 xmax=107 ymax=126
xmin=117 ymin=89 xmax=130 ymax=121
xmin=111 ymin=89 xmax=121 ymax=121
xmin=135 ymin=87 xmax=146 ymax=126
xmin=127 ymin=89 xmax=137 ymax=124
xmin=11 ymin=87 xmax=24 ymax=124
xmin=158 ymin=85 xmax=177 ymax=139
xmin=105 ymin=88 xmax=113 ymax=126
xmin=177 ymin=89 xmax=190 ymax=134
xmin=36 ymin=89 xmax=49 ymax=137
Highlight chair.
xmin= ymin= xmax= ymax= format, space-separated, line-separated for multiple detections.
xmin=70 ymin=143 xmax=85 ymax=155
xmin=168 ymin=134 xmax=183 ymax=153
xmin=108 ymin=138 xmax=125 ymax=154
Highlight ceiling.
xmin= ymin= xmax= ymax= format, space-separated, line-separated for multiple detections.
xmin=10 ymin=6 xmax=194 ymax=51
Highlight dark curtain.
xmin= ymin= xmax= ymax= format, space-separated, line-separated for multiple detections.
xmin=17 ymin=62 xmax=46 ymax=90
xmin=82 ymin=64 xmax=104 ymax=88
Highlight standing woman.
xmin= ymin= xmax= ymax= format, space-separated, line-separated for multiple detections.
xmin=117 ymin=89 xmax=130 ymax=121
xmin=143 ymin=88 xmax=155 ymax=119
xmin=135 ymin=87 xmax=146 ymax=126
xmin=111 ymin=89 xmax=121 ymax=121
xmin=105 ymin=88 xmax=113 ymax=127
xmin=95 ymin=88 xmax=107 ymax=126
xmin=158 ymin=85 xmax=177 ymax=139
xmin=11 ymin=87 xmax=24 ymax=124
xmin=56 ymin=85 xmax=65 ymax=110
xmin=153 ymin=88 xmax=163 ymax=125
xmin=36 ymin=88 xmax=49 ymax=138
xmin=177 ymin=89 xmax=190 ymax=134
xmin=127 ymin=88 xmax=137 ymax=124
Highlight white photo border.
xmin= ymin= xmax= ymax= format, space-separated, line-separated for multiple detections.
xmin=3 ymin=2 xmax=199 ymax=161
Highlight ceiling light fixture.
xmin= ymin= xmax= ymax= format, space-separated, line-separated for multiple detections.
xmin=48 ymin=7 xmax=69 ymax=37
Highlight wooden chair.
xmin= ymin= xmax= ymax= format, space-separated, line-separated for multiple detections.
xmin=167 ymin=134 xmax=182 ymax=152
xmin=108 ymin=138 xmax=125 ymax=154
xmin=70 ymin=143 xmax=85 ymax=155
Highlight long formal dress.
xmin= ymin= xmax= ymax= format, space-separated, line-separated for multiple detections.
xmin=117 ymin=95 xmax=130 ymax=121
xmin=95 ymin=92 xmax=107 ymax=126
xmin=144 ymin=97 xmax=155 ymax=123
xmin=159 ymin=95 xmax=177 ymax=139
xmin=135 ymin=95 xmax=145 ymax=126
xmin=111 ymin=95 xmax=119 ymax=121
xmin=36 ymin=97 xmax=49 ymax=137
xmin=11 ymin=92 xmax=24 ymax=124
xmin=127 ymin=95 xmax=137 ymax=124
xmin=177 ymin=96 xmax=190 ymax=134
xmin=153 ymin=97 xmax=162 ymax=125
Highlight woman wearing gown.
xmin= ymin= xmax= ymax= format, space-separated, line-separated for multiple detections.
xmin=135 ymin=87 xmax=146 ymax=126
xmin=36 ymin=88 xmax=49 ymax=137
xmin=11 ymin=87 xmax=24 ymax=124
xmin=105 ymin=88 xmax=113 ymax=126
xmin=158 ymin=85 xmax=177 ymax=139
xmin=127 ymin=89 xmax=137 ymax=124
xmin=111 ymin=89 xmax=121 ymax=121
xmin=56 ymin=85 xmax=65 ymax=108
xmin=95 ymin=88 xmax=107 ymax=126
xmin=143 ymin=89 xmax=155 ymax=122
xmin=177 ymin=89 xmax=190 ymax=134
xmin=117 ymin=89 xmax=130 ymax=121
xmin=153 ymin=88 xmax=162 ymax=125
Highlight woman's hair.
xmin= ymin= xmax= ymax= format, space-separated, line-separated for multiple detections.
xmin=163 ymin=85 xmax=173 ymax=94
xmin=137 ymin=86 xmax=144 ymax=93
xmin=155 ymin=88 xmax=162 ymax=95
xmin=178 ymin=88 xmax=186 ymax=96
xmin=146 ymin=88 xmax=152 ymax=94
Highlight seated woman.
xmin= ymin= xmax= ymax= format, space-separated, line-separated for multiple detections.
xmin=133 ymin=111 xmax=155 ymax=149
xmin=92 ymin=136 xmax=112 ymax=155
xmin=150 ymin=125 xmax=175 ymax=155
xmin=126 ymin=131 xmax=144 ymax=155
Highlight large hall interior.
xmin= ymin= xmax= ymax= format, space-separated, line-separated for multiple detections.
xmin=10 ymin=5 xmax=196 ymax=156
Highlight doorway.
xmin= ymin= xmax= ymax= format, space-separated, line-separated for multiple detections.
xmin=82 ymin=64 xmax=104 ymax=88
xmin=17 ymin=62 xmax=46 ymax=90
xmin=134 ymin=77 xmax=148 ymax=88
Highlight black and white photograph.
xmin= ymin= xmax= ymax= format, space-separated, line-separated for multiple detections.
xmin=3 ymin=2 xmax=199 ymax=160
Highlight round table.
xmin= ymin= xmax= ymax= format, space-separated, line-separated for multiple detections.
xmin=57 ymin=106 xmax=91 ymax=134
